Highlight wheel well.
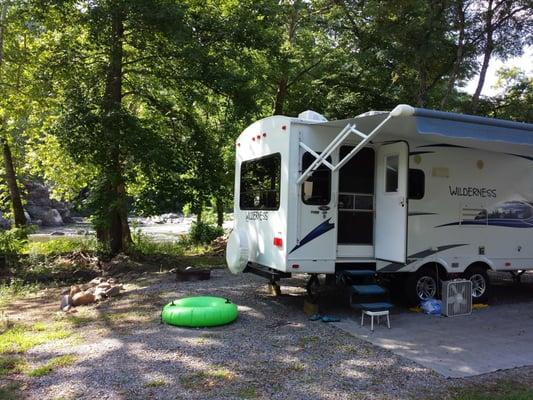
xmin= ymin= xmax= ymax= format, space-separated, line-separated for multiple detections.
xmin=465 ymin=261 xmax=491 ymax=273
xmin=418 ymin=262 xmax=448 ymax=281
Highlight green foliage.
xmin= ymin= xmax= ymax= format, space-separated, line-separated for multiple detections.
xmin=0 ymin=0 xmax=530 ymax=262
xmin=188 ymin=222 xmax=224 ymax=245
xmin=131 ymin=229 xmax=185 ymax=257
xmin=26 ymin=237 xmax=96 ymax=256
xmin=0 ymin=228 xmax=29 ymax=256
xmin=480 ymin=67 xmax=533 ymax=122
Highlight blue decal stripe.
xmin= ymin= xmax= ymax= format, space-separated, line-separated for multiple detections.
xmin=408 ymin=212 xmax=438 ymax=216
xmin=437 ymin=219 xmax=533 ymax=228
xmin=290 ymin=218 xmax=335 ymax=254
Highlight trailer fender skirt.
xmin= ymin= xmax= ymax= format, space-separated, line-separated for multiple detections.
xmin=161 ymin=296 xmax=238 ymax=327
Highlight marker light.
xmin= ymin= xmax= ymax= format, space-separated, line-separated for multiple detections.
xmin=273 ymin=237 xmax=283 ymax=247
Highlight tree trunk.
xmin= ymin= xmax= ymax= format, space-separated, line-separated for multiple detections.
xmin=101 ymin=7 xmax=131 ymax=255
xmin=273 ymin=77 xmax=288 ymax=115
xmin=441 ymin=1 xmax=466 ymax=109
xmin=196 ymin=201 xmax=203 ymax=224
xmin=0 ymin=1 xmax=25 ymax=228
xmin=1 ymin=139 xmax=26 ymax=227
xmin=216 ymin=197 xmax=224 ymax=227
xmin=471 ymin=0 xmax=494 ymax=113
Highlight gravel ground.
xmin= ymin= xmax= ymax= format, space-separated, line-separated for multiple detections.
xmin=6 ymin=269 xmax=533 ymax=400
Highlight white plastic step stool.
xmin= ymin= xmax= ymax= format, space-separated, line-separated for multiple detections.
xmin=361 ymin=310 xmax=390 ymax=332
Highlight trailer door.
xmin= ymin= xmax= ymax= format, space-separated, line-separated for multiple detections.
xmin=375 ymin=142 xmax=408 ymax=263
xmin=294 ymin=150 xmax=336 ymax=261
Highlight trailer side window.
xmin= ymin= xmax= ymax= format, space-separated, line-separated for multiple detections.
xmin=385 ymin=155 xmax=399 ymax=192
xmin=240 ymin=153 xmax=281 ymax=210
xmin=408 ymin=169 xmax=425 ymax=200
xmin=301 ymin=152 xmax=331 ymax=205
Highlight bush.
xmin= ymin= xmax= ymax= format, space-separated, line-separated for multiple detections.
xmin=26 ymin=237 xmax=96 ymax=256
xmin=188 ymin=222 xmax=223 ymax=245
xmin=0 ymin=228 xmax=28 ymax=256
xmin=130 ymin=229 xmax=185 ymax=257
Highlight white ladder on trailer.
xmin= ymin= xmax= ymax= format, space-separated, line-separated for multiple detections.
xmin=296 ymin=112 xmax=395 ymax=184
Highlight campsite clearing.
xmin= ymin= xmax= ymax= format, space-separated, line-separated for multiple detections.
xmin=1 ymin=269 xmax=533 ymax=399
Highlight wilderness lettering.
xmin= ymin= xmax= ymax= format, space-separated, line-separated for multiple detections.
xmin=448 ymin=186 xmax=497 ymax=198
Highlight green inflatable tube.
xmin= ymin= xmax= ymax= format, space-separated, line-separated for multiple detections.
xmin=161 ymin=296 xmax=238 ymax=327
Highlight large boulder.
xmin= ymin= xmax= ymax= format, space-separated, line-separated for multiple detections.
xmin=41 ymin=209 xmax=64 ymax=227
xmin=24 ymin=181 xmax=72 ymax=226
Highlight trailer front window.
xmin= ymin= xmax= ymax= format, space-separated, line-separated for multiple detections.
xmin=240 ymin=153 xmax=281 ymax=210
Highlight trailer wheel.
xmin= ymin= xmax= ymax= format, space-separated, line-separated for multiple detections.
xmin=463 ymin=265 xmax=490 ymax=304
xmin=405 ymin=268 xmax=439 ymax=306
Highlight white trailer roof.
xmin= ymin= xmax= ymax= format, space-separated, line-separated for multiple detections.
xmin=306 ymin=105 xmax=533 ymax=158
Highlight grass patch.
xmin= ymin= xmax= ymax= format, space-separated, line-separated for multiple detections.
xmin=0 ymin=355 xmax=25 ymax=376
xmin=238 ymin=386 xmax=258 ymax=399
xmin=0 ymin=383 xmax=21 ymax=400
xmin=0 ymin=281 xmax=41 ymax=308
xmin=131 ymin=229 xmax=217 ymax=257
xmin=180 ymin=366 xmax=236 ymax=391
xmin=451 ymin=380 xmax=533 ymax=400
xmin=298 ymin=335 xmax=319 ymax=347
xmin=0 ymin=322 xmax=72 ymax=354
xmin=287 ymin=361 xmax=305 ymax=372
xmin=27 ymin=354 xmax=77 ymax=377
xmin=26 ymin=237 xmax=96 ymax=256
xmin=144 ymin=378 xmax=166 ymax=388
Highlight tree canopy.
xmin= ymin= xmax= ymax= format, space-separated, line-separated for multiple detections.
xmin=0 ymin=0 xmax=531 ymax=253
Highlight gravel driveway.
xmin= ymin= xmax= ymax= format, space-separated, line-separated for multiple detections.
xmin=8 ymin=269 xmax=533 ymax=400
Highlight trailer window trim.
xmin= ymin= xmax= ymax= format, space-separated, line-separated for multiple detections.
xmin=239 ymin=153 xmax=281 ymax=211
xmin=301 ymin=152 xmax=331 ymax=205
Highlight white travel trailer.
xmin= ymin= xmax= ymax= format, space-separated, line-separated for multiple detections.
xmin=225 ymin=105 xmax=533 ymax=304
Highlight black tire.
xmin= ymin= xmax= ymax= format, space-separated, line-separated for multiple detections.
xmin=463 ymin=265 xmax=490 ymax=304
xmin=404 ymin=268 xmax=440 ymax=306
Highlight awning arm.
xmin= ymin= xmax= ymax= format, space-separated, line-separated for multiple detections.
xmin=296 ymin=111 xmax=396 ymax=185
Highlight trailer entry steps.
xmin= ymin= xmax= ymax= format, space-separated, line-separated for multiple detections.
xmin=342 ymin=269 xmax=376 ymax=278
xmin=243 ymin=263 xmax=291 ymax=282
xmin=352 ymin=302 xmax=394 ymax=312
xmin=351 ymin=284 xmax=387 ymax=296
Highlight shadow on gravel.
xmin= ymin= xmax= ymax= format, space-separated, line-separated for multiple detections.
xmin=21 ymin=270 xmax=533 ymax=400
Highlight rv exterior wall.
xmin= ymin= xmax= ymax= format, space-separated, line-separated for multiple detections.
xmin=230 ymin=113 xmax=533 ymax=277
xmin=396 ymin=144 xmax=533 ymax=274
xmin=233 ymin=116 xmax=292 ymax=272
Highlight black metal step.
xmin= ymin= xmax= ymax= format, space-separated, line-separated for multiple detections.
xmin=342 ymin=269 xmax=376 ymax=278
xmin=352 ymin=302 xmax=394 ymax=312
xmin=351 ymin=284 xmax=387 ymax=296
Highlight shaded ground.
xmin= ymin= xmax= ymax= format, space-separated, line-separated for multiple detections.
xmin=1 ymin=269 xmax=533 ymax=399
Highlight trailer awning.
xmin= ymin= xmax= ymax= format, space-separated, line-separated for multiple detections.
xmin=412 ymin=107 xmax=533 ymax=147
xmin=308 ymin=105 xmax=533 ymax=157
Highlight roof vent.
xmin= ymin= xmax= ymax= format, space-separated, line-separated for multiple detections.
xmin=298 ymin=110 xmax=327 ymax=122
